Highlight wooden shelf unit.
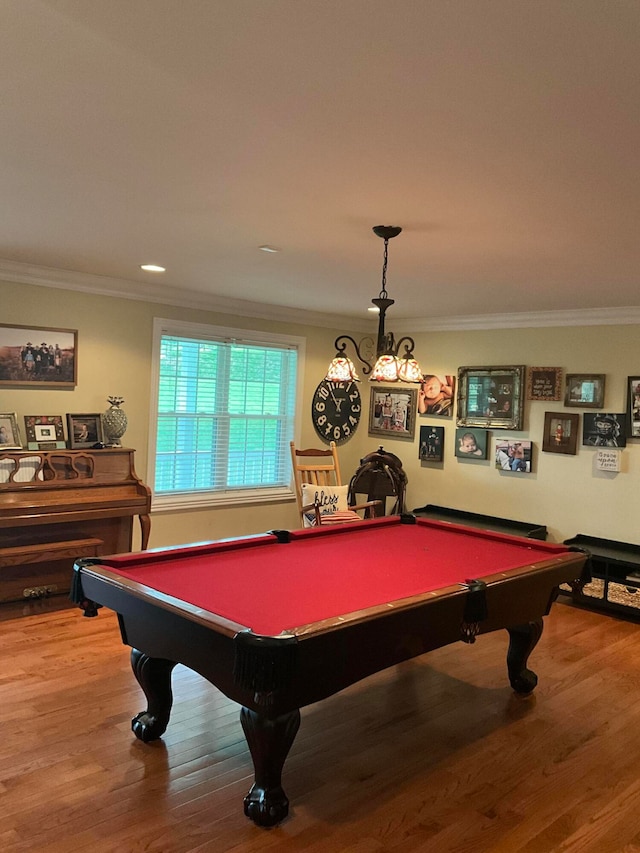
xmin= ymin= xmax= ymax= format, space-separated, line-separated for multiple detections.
xmin=561 ymin=534 xmax=640 ymax=620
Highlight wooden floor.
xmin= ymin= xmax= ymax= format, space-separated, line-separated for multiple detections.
xmin=1 ymin=598 xmax=640 ymax=853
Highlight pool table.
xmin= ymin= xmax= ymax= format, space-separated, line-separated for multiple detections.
xmin=73 ymin=514 xmax=587 ymax=827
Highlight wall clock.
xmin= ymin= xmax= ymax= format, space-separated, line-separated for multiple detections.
xmin=311 ymin=379 xmax=362 ymax=445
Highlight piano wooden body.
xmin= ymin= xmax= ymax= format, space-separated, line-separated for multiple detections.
xmin=0 ymin=448 xmax=151 ymax=603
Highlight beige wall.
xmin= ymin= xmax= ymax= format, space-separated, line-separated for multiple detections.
xmin=2 ymin=278 xmax=638 ymax=548
xmin=402 ymin=325 xmax=639 ymax=545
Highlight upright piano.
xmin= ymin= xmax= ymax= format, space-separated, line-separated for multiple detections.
xmin=0 ymin=448 xmax=151 ymax=603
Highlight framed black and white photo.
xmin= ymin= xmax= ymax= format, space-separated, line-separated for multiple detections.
xmin=419 ymin=425 xmax=444 ymax=462
xmin=565 ymin=374 xmax=605 ymax=408
xmin=542 ymin=412 xmax=579 ymax=455
xmin=582 ymin=413 xmax=626 ymax=448
xmin=0 ymin=324 xmax=77 ymax=388
xmin=457 ymin=365 xmax=525 ymax=430
xmin=0 ymin=413 xmax=23 ymax=449
xmin=369 ymin=387 xmax=417 ymax=440
xmin=67 ymin=413 xmax=104 ymax=449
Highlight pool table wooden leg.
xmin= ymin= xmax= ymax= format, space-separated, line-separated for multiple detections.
xmin=506 ymin=618 xmax=543 ymax=694
xmin=130 ymin=649 xmax=177 ymax=742
xmin=240 ymin=707 xmax=301 ymax=827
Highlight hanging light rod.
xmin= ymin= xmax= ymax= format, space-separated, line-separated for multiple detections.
xmin=324 ymin=226 xmax=423 ymax=383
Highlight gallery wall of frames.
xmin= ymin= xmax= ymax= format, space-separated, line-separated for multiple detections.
xmin=410 ymin=366 xmax=639 ymax=476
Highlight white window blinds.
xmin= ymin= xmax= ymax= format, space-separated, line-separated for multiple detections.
xmin=151 ymin=323 xmax=301 ymax=504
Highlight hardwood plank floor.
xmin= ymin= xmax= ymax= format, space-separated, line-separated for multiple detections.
xmin=1 ymin=599 xmax=639 ymax=852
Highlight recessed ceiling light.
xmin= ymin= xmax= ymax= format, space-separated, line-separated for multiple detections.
xmin=140 ymin=264 xmax=166 ymax=272
xmin=258 ymin=245 xmax=280 ymax=253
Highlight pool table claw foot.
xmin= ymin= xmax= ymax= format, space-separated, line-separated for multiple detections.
xmin=130 ymin=649 xmax=177 ymax=741
xmin=240 ymin=707 xmax=301 ymax=827
xmin=506 ymin=619 xmax=543 ymax=695
xmin=132 ymin=710 xmax=167 ymax=742
xmin=244 ymin=784 xmax=289 ymax=827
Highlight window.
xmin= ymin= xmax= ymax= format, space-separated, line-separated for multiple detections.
xmin=149 ymin=318 xmax=304 ymax=509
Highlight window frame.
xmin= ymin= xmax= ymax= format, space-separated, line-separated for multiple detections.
xmin=148 ymin=317 xmax=305 ymax=511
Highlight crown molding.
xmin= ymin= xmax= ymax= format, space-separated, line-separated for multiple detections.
xmin=1 ymin=258 xmax=639 ymax=332
xmin=0 ymin=258 xmax=374 ymax=333
xmin=394 ymin=306 xmax=640 ymax=332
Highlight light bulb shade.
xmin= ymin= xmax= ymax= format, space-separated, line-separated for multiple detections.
xmin=370 ymin=354 xmax=400 ymax=382
xmin=325 ymin=356 xmax=361 ymax=382
xmin=397 ymin=357 xmax=424 ymax=383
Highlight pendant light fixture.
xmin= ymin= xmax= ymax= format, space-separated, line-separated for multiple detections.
xmin=324 ymin=226 xmax=423 ymax=382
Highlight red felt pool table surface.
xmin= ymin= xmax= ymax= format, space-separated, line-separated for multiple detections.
xmin=94 ymin=516 xmax=571 ymax=636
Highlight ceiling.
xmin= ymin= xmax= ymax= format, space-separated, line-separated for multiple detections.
xmin=2 ymin=1 xmax=639 ymax=330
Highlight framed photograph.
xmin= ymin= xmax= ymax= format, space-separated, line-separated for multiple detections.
xmin=582 ymin=413 xmax=626 ymax=448
xmin=369 ymin=387 xmax=417 ymax=440
xmin=418 ymin=373 xmax=455 ymax=417
xmin=67 ymin=413 xmax=104 ymax=449
xmin=455 ymin=427 xmax=488 ymax=459
xmin=23 ymin=415 xmax=66 ymax=451
xmin=0 ymin=413 xmax=23 ymax=450
xmin=495 ymin=438 xmax=533 ymax=473
xmin=565 ymin=374 xmax=605 ymax=408
xmin=419 ymin=425 xmax=444 ymax=462
xmin=542 ymin=412 xmax=579 ymax=455
xmin=526 ymin=367 xmax=563 ymax=401
xmin=626 ymin=376 xmax=640 ymax=439
xmin=0 ymin=324 xmax=77 ymax=388
xmin=457 ymin=365 xmax=525 ymax=430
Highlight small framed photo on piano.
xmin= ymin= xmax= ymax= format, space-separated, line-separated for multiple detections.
xmin=0 ymin=412 xmax=23 ymax=450
xmin=24 ymin=415 xmax=66 ymax=450
xmin=67 ymin=413 xmax=104 ymax=449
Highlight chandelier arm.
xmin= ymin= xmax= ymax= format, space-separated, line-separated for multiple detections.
xmin=333 ymin=335 xmax=372 ymax=374
xmin=394 ymin=336 xmax=417 ymax=358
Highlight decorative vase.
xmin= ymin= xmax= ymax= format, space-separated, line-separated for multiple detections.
xmin=102 ymin=396 xmax=128 ymax=447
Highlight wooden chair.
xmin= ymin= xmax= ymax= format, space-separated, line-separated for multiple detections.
xmin=290 ymin=441 xmax=382 ymax=527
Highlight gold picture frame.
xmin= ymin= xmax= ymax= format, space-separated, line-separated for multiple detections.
xmin=457 ymin=366 xmax=525 ymax=430
xmin=369 ymin=386 xmax=417 ymax=440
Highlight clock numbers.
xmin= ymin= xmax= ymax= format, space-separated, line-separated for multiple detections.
xmin=311 ymin=379 xmax=362 ymax=445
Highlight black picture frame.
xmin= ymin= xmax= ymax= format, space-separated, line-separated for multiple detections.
xmin=626 ymin=376 xmax=640 ymax=439
xmin=67 ymin=413 xmax=104 ymax=449
xmin=582 ymin=413 xmax=626 ymax=448
xmin=542 ymin=412 xmax=579 ymax=455
xmin=0 ymin=323 xmax=77 ymax=388
xmin=419 ymin=425 xmax=444 ymax=462
xmin=457 ymin=365 xmax=525 ymax=430
xmin=565 ymin=374 xmax=605 ymax=408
